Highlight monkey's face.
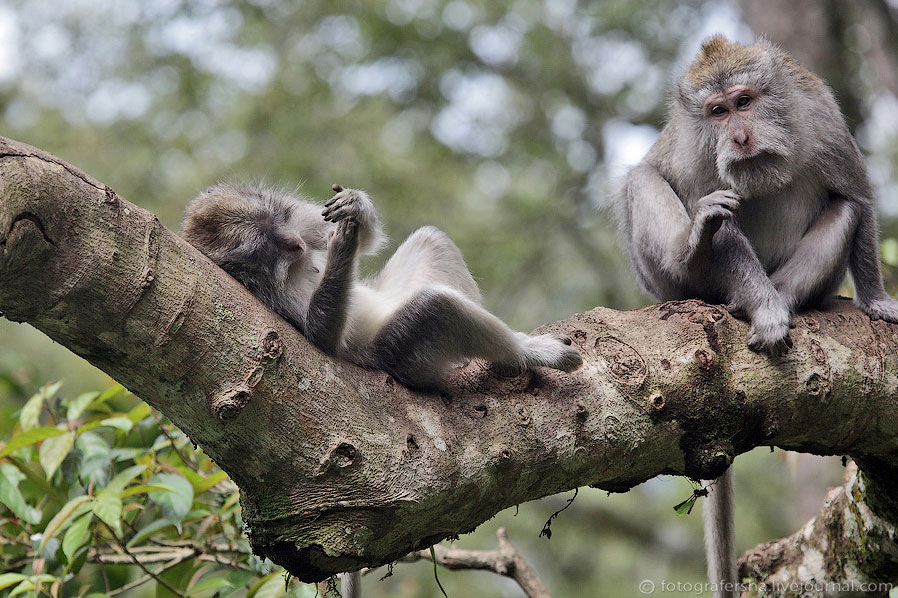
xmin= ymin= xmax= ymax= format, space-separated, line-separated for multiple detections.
xmin=181 ymin=190 xmax=307 ymax=299
xmin=702 ymin=86 xmax=797 ymax=196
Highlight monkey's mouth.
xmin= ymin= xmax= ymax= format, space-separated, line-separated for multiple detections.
xmin=730 ymin=150 xmax=777 ymax=165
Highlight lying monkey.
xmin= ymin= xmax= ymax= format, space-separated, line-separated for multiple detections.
xmin=182 ymin=182 xmax=582 ymax=390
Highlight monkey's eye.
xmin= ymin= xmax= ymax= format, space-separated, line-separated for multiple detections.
xmin=710 ymin=105 xmax=728 ymax=117
xmin=736 ymin=95 xmax=752 ymax=108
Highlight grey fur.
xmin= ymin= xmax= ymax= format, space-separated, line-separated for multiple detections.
xmin=613 ymin=35 xmax=898 ymax=598
xmin=702 ymin=469 xmax=736 ymax=598
xmin=181 ymin=183 xmax=582 ymax=391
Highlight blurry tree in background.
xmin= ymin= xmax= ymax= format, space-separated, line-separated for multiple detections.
xmin=1 ymin=0 xmax=897 ymax=596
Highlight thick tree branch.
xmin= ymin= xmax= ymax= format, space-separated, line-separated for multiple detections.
xmin=740 ymin=460 xmax=898 ymax=595
xmin=1 ymin=137 xmax=897 ymax=585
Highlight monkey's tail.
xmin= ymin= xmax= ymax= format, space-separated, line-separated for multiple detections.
xmin=702 ymin=468 xmax=738 ymax=598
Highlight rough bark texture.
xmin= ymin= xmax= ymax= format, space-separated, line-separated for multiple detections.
xmin=740 ymin=461 xmax=898 ymax=597
xmin=1 ymin=137 xmax=897 ymax=587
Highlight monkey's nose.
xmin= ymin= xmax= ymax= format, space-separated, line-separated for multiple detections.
xmin=733 ymin=130 xmax=749 ymax=147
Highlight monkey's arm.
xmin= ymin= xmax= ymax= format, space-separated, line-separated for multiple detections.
xmin=846 ymin=201 xmax=898 ymax=323
xmin=624 ymin=164 xmax=738 ymax=296
xmin=623 ymin=164 xmax=692 ymax=295
xmin=303 ymin=219 xmax=359 ymax=354
xmin=768 ymin=197 xmax=857 ymax=310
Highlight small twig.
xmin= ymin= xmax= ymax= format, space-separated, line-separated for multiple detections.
xmin=401 ymin=528 xmax=550 ymax=598
xmin=106 ymin=555 xmax=190 ymax=597
xmin=539 ymin=488 xmax=578 ymax=540
xmin=149 ymin=408 xmax=199 ymax=472
xmin=98 ymin=520 xmax=187 ymax=597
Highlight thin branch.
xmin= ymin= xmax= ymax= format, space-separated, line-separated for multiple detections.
xmin=98 ymin=520 xmax=188 ymax=598
xmin=400 ymin=528 xmax=550 ymax=598
xmin=106 ymin=555 xmax=192 ymax=597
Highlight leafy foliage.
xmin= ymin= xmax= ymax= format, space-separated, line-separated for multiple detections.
xmin=0 ymin=382 xmax=319 ymax=598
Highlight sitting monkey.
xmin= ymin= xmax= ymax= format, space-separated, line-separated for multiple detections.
xmin=181 ymin=182 xmax=582 ymax=390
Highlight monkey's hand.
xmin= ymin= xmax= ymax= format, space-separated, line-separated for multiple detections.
xmin=746 ymin=297 xmax=793 ymax=357
xmin=681 ymin=190 xmax=741 ymax=266
xmin=856 ymin=294 xmax=898 ymax=324
xmin=326 ymin=218 xmax=360 ymax=264
xmin=323 ymin=186 xmax=384 ymax=255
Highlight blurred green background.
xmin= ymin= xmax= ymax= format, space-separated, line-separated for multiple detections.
xmin=1 ymin=0 xmax=897 ymax=596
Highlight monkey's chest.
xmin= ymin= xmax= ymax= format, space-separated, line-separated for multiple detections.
xmin=735 ymin=190 xmax=823 ymax=272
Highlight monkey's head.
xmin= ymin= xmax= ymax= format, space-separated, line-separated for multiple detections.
xmin=181 ymin=182 xmax=307 ymax=311
xmin=677 ymin=35 xmax=817 ymax=195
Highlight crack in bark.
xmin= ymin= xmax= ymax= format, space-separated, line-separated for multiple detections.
xmin=8 ymin=211 xmax=55 ymax=245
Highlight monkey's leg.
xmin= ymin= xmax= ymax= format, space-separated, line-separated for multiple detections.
xmin=372 ymin=226 xmax=482 ymax=304
xmin=768 ymin=197 xmax=856 ymax=311
xmin=625 ymin=167 xmax=790 ymax=353
xmin=846 ymin=202 xmax=898 ymax=323
xmin=363 ymin=287 xmax=581 ymax=390
xmin=712 ymin=221 xmax=793 ymax=355
xmin=304 ymin=219 xmax=359 ymax=354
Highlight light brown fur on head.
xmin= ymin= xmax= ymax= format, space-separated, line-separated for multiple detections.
xmin=685 ymin=35 xmax=761 ymax=88
xmin=681 ymin=35 xmax=822 ymax=99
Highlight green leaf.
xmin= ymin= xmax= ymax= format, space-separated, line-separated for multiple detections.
xmin=127 ymin=402 xmax=152 ymax=424
xmin=187 ymin=575 xmax=233 ymax=596
xmin=121 ymin=484 xmax=171 ymax=498
xmin=62 ymin=513 xmax=93 ymax=560
xmin=20 ymin=381 xmax=62 ymax=432
xmin=194 ymin=470 xmax=229 ymax=495
xmin=248 ymin=573 xmax=283 ymax=598
xmin=0 ymin=426 xmax=66 ymax=458
xmin=156 ymin=560 xmax=197 ymax=598
xmin=39 ymin=431 xmax=75 ymax=479
xmin=219 ymin=570 xmax=253 ymax=598
xmin=0 ymin=574 xmax=28 ymax=591
xmin=148 ymin=473 xmax=194 ymax=528
xmin=97 ymin=417 xmax=134 ymax=433
xmin=287 ymin=583 xmax=319 ymax=598
xmin=92 ymin=384 xmax=127 ymax=411
xmin=75 ymin=432 xmax=112 ymax=487
xmin=8 ymin=579 xmax=33 ymax=596
xmin=66 ymin=391 xmax=100 ymax=421
xmin=5 ymin=456 xmax=60 ymax=499
xmin=39 ymin=495 xmax=93 ymax=551
xmin=126 ymin=518 xmax=173 ymax=548
xmin=105 ymin=464 xmax=146 ymax=495
xmin=93 ymin=491 xmax=123 ymax=536
xmin=673 ymin=495 xmax=699 ymax=516
xmin=0 ymin=467 xmax=41 ymax=523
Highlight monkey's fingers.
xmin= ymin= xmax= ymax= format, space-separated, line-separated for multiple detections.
xmin=323 ymin=204 xmax=358 ymax=222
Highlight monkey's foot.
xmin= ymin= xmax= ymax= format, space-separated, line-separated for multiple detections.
xmin=857 ymin=295 xmax=898 ymax=324
xmin=522 ymin=334 xmax=583 ymax=372
xmin=746 ymin=308 xmax=792 ymax=357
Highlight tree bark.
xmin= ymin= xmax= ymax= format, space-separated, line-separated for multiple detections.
xmin=1 ymin=137 xmax=897 ymax=587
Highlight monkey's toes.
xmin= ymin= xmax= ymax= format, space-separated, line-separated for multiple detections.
xmin=522 ymin=335 xmax=583 ymax=372
xmin=554 ymin=347 xmax=583 ymax=372
xmin=858 ymin=297 xmax=898 ymax=324
xmin=747 ymin=330 xmax=792 ymax=357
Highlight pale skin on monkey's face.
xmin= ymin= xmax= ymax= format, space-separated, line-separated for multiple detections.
xmin=704 ymin=86 xmax=759 ymax=159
